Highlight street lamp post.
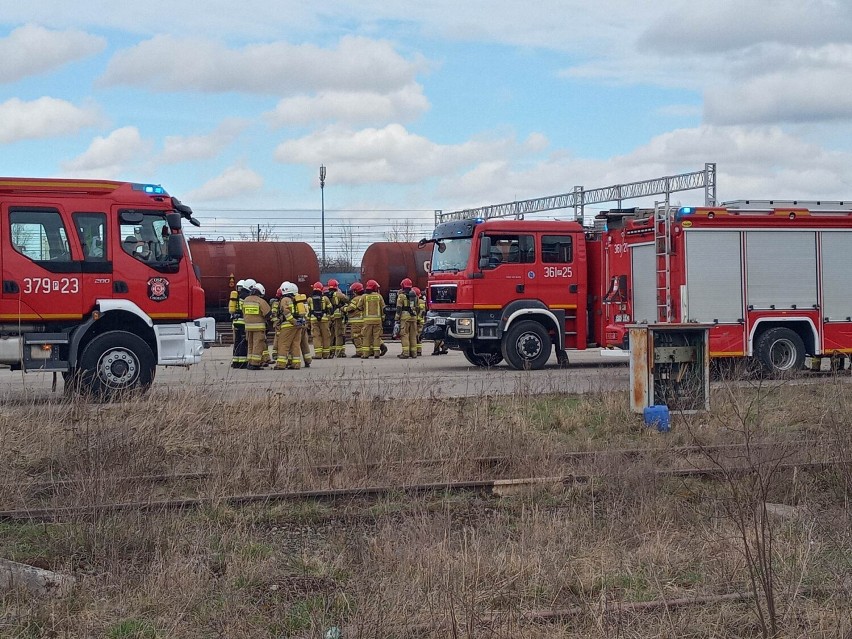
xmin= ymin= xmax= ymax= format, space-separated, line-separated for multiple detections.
xmin=319 ymin=165 xmax=326 ymax=268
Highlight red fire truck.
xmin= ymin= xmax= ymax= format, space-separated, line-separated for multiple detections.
xmin=423 ymin=166 xmax=852 ymax=374
xmin=0 ymin=177 xmax=215 ymax=398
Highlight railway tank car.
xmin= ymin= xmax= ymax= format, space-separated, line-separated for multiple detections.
xmin=360 ymin=242 xmax=431 ymax=332
xmin=359 ymin=242 xmax=431 ymax=292
xmin=189 ymin=238 xmax=320 ymax=319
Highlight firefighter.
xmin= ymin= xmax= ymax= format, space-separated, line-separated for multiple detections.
xmin=230 ymin=278 xmax=252 ymax=368
xmin=344 ymin=281 xmax=364 ymax=357
xmin=309 ymin=282 xmax=332 ymax=359
xmin=273 ymin=281 xmax=304 ymax=369
xmin=327 ymin=279 xmax=349 ymax=358
xmin=413 ymin=286 xmax=425 ymax=357
xmin=264 ymin=288 xmax=280 ymax=366
xmin=360 ymin=279 xmax=385 ymax=359
xmin=295 ymin=291 xmax=312 ymax=368
xmin=243 ymin=282 xmax=271 ymax=370
xmin=395 ymin=277 xmax=419 ymax=359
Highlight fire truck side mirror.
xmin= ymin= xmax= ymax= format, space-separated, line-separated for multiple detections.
xmin=479 ymin=236 xmax=491 ymax=258
xmin=167 ymin=234 xmax=184 ymax=259
xmin=478 ymin=236 xmax=491 ymax=269
xmin=167 ymin=212 xmax=182 ymax=231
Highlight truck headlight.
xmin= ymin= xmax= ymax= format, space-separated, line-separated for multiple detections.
xmin=456 ymin=317 xmax=474 ymax=336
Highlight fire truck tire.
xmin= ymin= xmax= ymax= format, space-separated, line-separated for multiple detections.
xmin=78 ymin=331 xmax=156 ymax=399
xmin=501 ymin=320 xmax=552 ymax=370
xmin=462 ymin=346 xmax=503 ymax=367
xmin=755 ymin=327 xmax=805 ymax=376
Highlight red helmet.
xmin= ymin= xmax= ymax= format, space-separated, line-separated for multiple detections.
xmin=412 ymin=287 xmax=421 ymax=296
xmin=350 ymin=281 xmax=364 ymax=293
xmin=400 ymin=277 xmax=413 ymax=289
xmin=366 ymin=279 xmax=379 ymax=291
xmin=327 ymin=278 xmax=339 ymax=288
xmin=312 ymin=281 xmax=323 ymax=292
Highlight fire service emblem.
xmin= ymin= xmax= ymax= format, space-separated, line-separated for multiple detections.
xmin=147 ymin=277 xmax=170 ymax=302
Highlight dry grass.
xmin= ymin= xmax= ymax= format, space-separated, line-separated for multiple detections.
xmin=0 ymin=371 xmax=850 ymax=637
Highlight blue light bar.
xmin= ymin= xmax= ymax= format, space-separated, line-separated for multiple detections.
xmin=679 ymin=207 xmax=694 ymax=214
xmin=132 ymin=183 xmax=166 ymax=195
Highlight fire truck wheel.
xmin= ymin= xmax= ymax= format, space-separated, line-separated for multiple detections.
xmin=755 ymin=327 xmax=805 ymax=376
xmin=501 ymin=320 xmax=552 ymax=370
xmin=78 ymin=331 xmax=156 ymax=399
xmin=462 ymin=346 xmax=503 ymax=367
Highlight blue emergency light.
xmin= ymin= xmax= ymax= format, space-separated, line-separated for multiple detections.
xmin=132 ymin=183 xmax=166 ymax=195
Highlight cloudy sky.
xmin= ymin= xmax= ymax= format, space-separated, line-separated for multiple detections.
xmin=2 ymin=0 xmax=852 ymax=245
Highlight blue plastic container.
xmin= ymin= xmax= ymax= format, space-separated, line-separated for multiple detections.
xmin=643 ymin=405 xmax=671 ymax=432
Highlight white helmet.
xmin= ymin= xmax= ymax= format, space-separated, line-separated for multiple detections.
xmin=243 ymin=278 xmax=256 ymax=290
xmin=253 ymin=282 xmax=266 ymax=296
xmin=281 ymin=281 xmax=298 ymax=296
xmin=236 ymin=279 xmax=246 ymax=290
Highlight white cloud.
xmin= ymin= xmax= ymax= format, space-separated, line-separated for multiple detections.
xmin=639 ymin=0 xmax=852 ymax=55
xmin=100 ymin=34 xmax=425 ymax=95
xmin=61 ymin=126 xmax=151 ymax=178
xmin=160 ymin=118 xmax=247 ymax=164
xmin=184 ymin=165 xmax=264 ymax=202
xmin=0 ymin=24 xmax=105 ymax=83
xmin=274 ymin=124 xmax=541 ymax=185
xmin=0 ymin=97 xmax=101 ymax=144
xmin=435 ymin=124 xmax=852 ymax=209
xmin=266 ymin=84 xmax=429 ymax=127
xmin=704 ymin=45 xmax=852 ymax=124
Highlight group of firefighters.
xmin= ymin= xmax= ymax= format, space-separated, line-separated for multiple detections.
xmin=229 ymin=277 xmax=445 ymax=370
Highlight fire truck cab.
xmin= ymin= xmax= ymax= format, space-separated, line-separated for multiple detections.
xmin=0 ymin=178 xmax=215 ymax=398
xmin=425 ymin=217 xmax=592 ymax=369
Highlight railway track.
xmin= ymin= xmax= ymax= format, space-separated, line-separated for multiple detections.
xmin=1 ymin=446 xmax=842 ymax=522
xmin=5 ymin=439 xmax=829 ymax=496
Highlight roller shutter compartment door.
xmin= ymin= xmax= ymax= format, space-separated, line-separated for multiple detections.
xmin=745 ymin=231 xmax=816 ymax=310
xmin=821 ymin=231 xmax=852 ymax=321
xmin=631 ymin=243 xmax=656 ymax=323
xmin=684 ymin=231 xmax=742 ymax=322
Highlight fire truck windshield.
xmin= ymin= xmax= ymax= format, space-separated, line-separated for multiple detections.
xmin=430 ymin=237 xmax=471 ymax=272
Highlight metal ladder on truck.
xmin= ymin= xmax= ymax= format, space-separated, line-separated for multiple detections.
xmin=654 ymin=201 xmax=673 ymax=323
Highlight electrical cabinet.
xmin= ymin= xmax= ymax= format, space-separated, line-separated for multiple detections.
xmin=628 ymin=323 xmax=711 ymax=414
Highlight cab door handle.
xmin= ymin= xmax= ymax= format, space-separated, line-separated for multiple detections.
xmin=516 ymin=284 xmax=524 ymax=293
xmin=3 ymin=280 xmax=19 ymax=294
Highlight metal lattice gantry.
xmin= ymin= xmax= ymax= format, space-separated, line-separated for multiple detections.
xmin=435 ymin=163 xmax=717 ymax=224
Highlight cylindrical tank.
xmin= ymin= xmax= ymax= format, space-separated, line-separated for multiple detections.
xmin=189 ymin=239 xmax=320 ymax=317
xmin=360 ymin=242 xmax=431 ymax=293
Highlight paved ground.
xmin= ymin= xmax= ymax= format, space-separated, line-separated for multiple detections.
xmin=0 ymin=342 xmax=631 ymax=401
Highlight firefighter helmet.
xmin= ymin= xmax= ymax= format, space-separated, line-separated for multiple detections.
xmin=400 ymin=277 xmax=413 ymax=289
xmin=281 ymin=281 xmax=299 ymax=296
xmin=243 ymin=278 xmax=256 ymax=290
xmin=236 ymin=279 xmax=246 ymax=290
xmin=366 ymin=279 xmax=379 ymax=291
xmin=253 ymin=282 xmax=266 ymax=296
xmin=327 ymin=278 xmax=339 ymax=289
xmin=312 ymin=281 xmax=323 ymax=292
xmin=412 ymin=286 xmax=421 ymax=296
xmin=350 ymin=281 xmax=364 ymax=294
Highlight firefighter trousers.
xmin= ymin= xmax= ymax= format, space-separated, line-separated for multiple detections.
xmin=246 ymin=328 xmax=267 ymax=366
xmin=275 ymin=325 xmax=302 ymax=369
xmin=232 ymin=323 xmax=247 ymax=366
xmin=311 ymin=319 xmax=331 ymax=358
xmin=360 ymin=322 xmax=383 ymax=358
xmin=400 ymin=316 xmax=418 ymax=357
xmin=329 ymin=317 xmax=346 ymax=356
xmin=300 ymin=328 xmax=312 ymax=366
